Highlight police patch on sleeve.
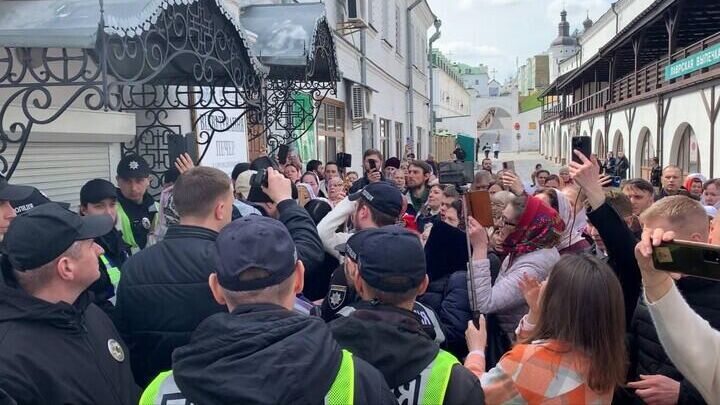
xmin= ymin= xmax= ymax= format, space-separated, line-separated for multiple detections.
xmin=327 ymin=285 xmax=347 ymax=310
xmin=107 ymin=339 xmax=125 ymax=362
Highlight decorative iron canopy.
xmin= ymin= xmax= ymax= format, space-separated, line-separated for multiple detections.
xmin=239 ymin=2 xmax=340 ymax=153
xmin=0 ymin=0 xmax=265 ymax=181
xmin=240 ymin=2 xmax=339 ymax=82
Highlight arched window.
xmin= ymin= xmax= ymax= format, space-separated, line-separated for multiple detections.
xmin=613 ymin=131 xmax=624 ymax=155
xmin=676 ymin=125 xmax=700 ymax=175
xmin=639 ymin=129 xmax=655 ymax=180
xmin=595 ymin=131 xmax=605 ymax=156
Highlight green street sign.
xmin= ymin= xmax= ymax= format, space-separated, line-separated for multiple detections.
xmin=665 ymin=43 xmax=720 ymax=81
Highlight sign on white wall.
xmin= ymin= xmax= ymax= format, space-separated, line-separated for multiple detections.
xmin=194 ymin=87 xmax=249 ymax=176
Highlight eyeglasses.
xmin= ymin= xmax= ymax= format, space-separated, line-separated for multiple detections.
xmin=500 ymin=216 xmax=517 ymax=227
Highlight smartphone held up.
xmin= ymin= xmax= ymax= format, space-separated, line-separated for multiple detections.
xmin=652 ymin=240 xmax=720 ymax=281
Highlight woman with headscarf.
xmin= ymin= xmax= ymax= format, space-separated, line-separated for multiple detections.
xmin=467 ymin=195 xmax=564 ymax=335
xmin=684 ymin=173 xmax=706 ymax=201
xmin=535 ymin=188 xmax=591 ymax=254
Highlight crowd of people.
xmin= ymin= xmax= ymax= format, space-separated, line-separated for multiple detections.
xmin=1 ymin=145 xmax=720 ymax=405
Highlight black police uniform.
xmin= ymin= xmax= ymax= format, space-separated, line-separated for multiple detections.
xmin=115 ymin=155 xmax=157 ymax=251
xmin=0 ymin=204 xmax=140 ymax=404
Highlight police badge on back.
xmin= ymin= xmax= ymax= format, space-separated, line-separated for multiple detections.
xmin=141 ymin=217 xmax=151 ymax=230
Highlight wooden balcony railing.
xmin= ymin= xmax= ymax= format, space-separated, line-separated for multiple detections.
xmin=544 ymin=31 xmax=720 ymax=123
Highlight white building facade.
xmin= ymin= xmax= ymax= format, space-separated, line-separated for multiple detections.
xmin=539 ymin=0 xmax=720 ymax=180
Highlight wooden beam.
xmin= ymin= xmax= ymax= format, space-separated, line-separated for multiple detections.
xmin=701 ymin=86 xmax=720 ymax=177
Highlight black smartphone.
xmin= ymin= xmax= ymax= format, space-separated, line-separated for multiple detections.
xmin=369 ymin=159 xmax=377 ymax=171
xmin=278 ymin=144 xmax=289 ymax=165
xmin=168 ymin=133 xmax=198 ymax=166
xmin=572 ymin=136 xmax=592 ymax=164
xmin=652 ymin=240 xmax=720 ymax=281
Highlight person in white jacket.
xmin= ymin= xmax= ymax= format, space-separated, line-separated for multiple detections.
xmin=317 ymin=181 xmax=404 ymax=261
xmin=635 ymin=199 xmax=720 ymax=404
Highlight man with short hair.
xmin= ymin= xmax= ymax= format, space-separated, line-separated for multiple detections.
xmin=657 ymin=165 xmax=690 ymax=200
xmin=115 ymin=154 xmax=159 ymax=252
xmin=406 ymin=160 xmax=432 ymax=215
xmin=703 ymin=178 xmax=720 ymax=209
xmin=80 ymin=179 xmax=131 ymax=313
xmin=624 ymin=196 xmax=720 ymax=405
xmin=622 ymin=178 xmax=656 ymax=216
xmin=0 ymin=204 xmax=139 ymax=404
xmin=330 ymin=227 xmax=483 ymax=404
xmin=116 ymin=166 xmax=234 ymax=386
xmin=481 ymin=158 xmax=493 ymax=173
xmin=534 ymin=169 xmax=550 ymax=189
xmin=324 ymin=161 xmax=341 ymax=180
xmin=140 ymin=215 xmax=395 ymax=404
xmin=349 ymin=149 xmax=385 ymax=193
xmin=306 ymin=159 xmax=324 ymax=180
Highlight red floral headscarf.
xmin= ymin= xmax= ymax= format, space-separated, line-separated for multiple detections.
xmin=502 ymin=195 xmax=565 ymax=262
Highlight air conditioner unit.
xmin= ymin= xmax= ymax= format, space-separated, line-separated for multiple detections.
xmin=346 ymin=0 xmax=369 ymax=28
xmin=351 ymin=84 xmax=369 ymax=121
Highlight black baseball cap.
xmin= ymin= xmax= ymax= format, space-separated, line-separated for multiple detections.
xmin=117 ymin=154 xmax=151 ymax=179
xmin=348 ymin=181 xmax=403 ymax=217
xmin=11 ymin=187 xmax=71 ymax=215
xmin=0 ymin=176 xmax=33 ymax=202
xmin=80 ymin=179 xmax=117 ymax=205
xmin=5 ymin=203 xmax=113 ymax=271
xmin=337 ymin=226 xmax=426 ymax=292
xmin=214 ymin=215 xmax=298 ymax=291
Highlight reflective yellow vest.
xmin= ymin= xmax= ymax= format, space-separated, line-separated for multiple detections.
xmin=116 ymin=201 xmax=159 ymax=254
xmin=139 ymin=350 xmax=355 ymax=405
xmin=417 ymin=349 xmax=459 ymax=404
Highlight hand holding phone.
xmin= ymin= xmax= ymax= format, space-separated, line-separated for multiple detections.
xmin=502 ymin=161 xmax=515 ymax=172
xmin=652 ymin=240 xmax=720 ymax=281
xmin=571 ymin=136 xmax=592 ymax=165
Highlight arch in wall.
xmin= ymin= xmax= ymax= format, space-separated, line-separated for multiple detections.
xmin=671 ymin=123 xmax=701 ymax=176
xmin=594 ymin=130 xmax=605 ymax=156
xmin=613 ymin=130 xmax=625 ymax=155
xmin=635 ymin=127 xmax=654 ymax=179
xmin=561 ymin=131 xmax=568 ymax=164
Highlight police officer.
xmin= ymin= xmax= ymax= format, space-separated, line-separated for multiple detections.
xmin=0 ymin=204 xmax=140 ymax=404
xmin=140 ymin=215 xmax=395 ymax=404
xmin=0 ymin=176 xmax=34 ymax=242
xmin=330 ymin=226 xmax=484 ymax=405
xmin=80 ymin=179 xmax=131 ymax=314
xmin=10 ymin=186 xmax=70 ymax=215
xmin=115 ymin=154 xmax=158 ymax=253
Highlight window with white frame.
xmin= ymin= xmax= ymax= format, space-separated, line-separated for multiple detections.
xmin=379 ymin=118 xmax=390 ymax=158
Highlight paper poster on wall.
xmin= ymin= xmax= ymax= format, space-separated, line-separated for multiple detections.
xmin=194 ymin=87 xmax=249 ymax=176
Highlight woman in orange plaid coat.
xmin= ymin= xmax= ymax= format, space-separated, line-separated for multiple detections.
xmin=464 ymin=252 xmax=627 ymax=404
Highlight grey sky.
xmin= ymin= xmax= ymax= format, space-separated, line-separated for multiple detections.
xmin=426 ymin=0 xmax=614 ymax=81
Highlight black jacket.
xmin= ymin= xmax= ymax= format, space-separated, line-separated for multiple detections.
xmin=419 ymin=271 xmax=472 ymax=358
xmin=620 ymin=277 xmax=720 ymax=404
xmin=276 ymin=199 xmax=325 ymax=295
xmin=586 ymin=202 xmax=642 ymax=328
xmin=330 ymin=302 xmax=484 ymax=405
xmin=0 ymin=274 xmax=140 ymax=404
xmin=172 ymin=303 xmax=396 ymax=404
xmin=320 ymin=267 xmax=445 ymax=343
xmin=115 ymin=225 xmax=225 ymax=386
xmin=617 ymin=157 xmax=630 ymax=179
